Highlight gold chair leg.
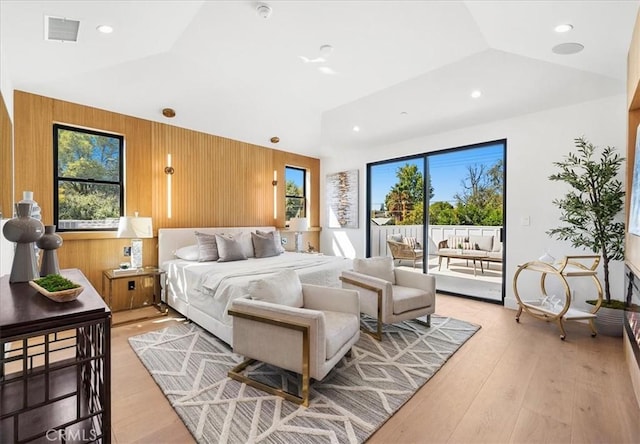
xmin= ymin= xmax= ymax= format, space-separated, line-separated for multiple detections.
xmin=227 ymin=309 xmax=312 ymax=406
xmin=228 ymin=359 xmax=311 ymax=406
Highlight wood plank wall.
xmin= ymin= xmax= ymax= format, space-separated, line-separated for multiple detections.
xmin=12 ymin=91 xmax=320 ymax=292
xmin=626 ymin=9 xmax=640 ymax=275
xmin=0 ymin=91 xmax=11 ymax=217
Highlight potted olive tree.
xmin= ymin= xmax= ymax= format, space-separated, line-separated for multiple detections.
xmin=547 ymin=137 xmax=626 ymax=336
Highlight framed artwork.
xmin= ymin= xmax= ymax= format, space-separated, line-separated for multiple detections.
xmin=629 ymin=124 xmax=640 ymax=236
xmin=327 ymin=170 xmax=359 ymax=228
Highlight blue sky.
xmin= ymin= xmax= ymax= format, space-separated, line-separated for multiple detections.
xmin=370 ymin=143 xmax=503 ymax=210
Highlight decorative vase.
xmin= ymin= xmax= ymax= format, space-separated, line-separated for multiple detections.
xmin=36 ymin=225 xmax=63 ymax=276
xmin=595 ymin=305 xmax=625 ymax=337
xmin=2 ymin=202 xmax=44 ymax=282
xmin=19 ymin=191 xmax=42 ymax=257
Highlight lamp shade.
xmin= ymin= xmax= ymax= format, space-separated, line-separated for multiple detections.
xmin=289 ymin=217 xmax=309 ymax=233
xmin=117 ymin=216 xmax=153 ymax=238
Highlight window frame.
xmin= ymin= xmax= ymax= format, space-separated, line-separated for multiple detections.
xmin=53 ymin=123 xmax=125 ymax=232
xmin=285 ymin=166 xmax=307 ymax=221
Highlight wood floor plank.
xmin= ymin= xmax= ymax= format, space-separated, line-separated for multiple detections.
xmin=110 ymin=294 xmax=640 ymax=443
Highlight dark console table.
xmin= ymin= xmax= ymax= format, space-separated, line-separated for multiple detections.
xmin=0 ymin=269 xmax=111 ymax=443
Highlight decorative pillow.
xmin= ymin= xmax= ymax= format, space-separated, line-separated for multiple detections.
xmin=256 ymin=229 xmax=285 ymax=253
xmin=235 ymin=231 xmax=256 ymax=258
xmin=353 ymin=256 xmax=395 ymax=284
xmin=251 ymin=232 xmax=279 ymax=258
xmin=175 ymin=244 xmax=199 ymax=261
xmin=448 ymin=235 xmax=468 ymax=250
xmin=248 ymin=269 xmax=303 ymax=307
xmin=387 ymin=233 xmax=403 ymax=243
xmin=469 ymin=235 xmax=493 ymax=252
xmin=215 ymin=234 xmax=247 ymax=262
xmin=195 ymin=232 xmax=219 ymax=261
xmin=404 ymin=237 xmax=418 ymax=249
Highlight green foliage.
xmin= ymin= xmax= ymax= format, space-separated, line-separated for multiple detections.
xmin=403 ymin=201 xmax=423 ymax=225
xmin=453 ymin=161 xmax=503 ymax=226
xmin=34 ymin=274 xmax=80 ymax=291
xmin=548 ymin=137 xmax=625 ymax=303
xmin=57 ymin=128 xmax=121 ymax=223
xmin=285 ymin=179 xmax=304 ymax=220
xmin=429 ymin=201 xmax=457 ymax=225
xmin=384 ymin=163 xmax=427 ymax=223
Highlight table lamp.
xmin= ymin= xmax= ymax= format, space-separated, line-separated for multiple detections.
xmin=289 ymin=217 xmax=309 ymax=253
xmin=117 ymin=214 xmax=153 ymax=269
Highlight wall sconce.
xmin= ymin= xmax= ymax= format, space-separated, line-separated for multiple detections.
xmin=273 ymin=170 xmax=278 ymax=219
xmin=166 ymin=154 xmax=173 ymax=219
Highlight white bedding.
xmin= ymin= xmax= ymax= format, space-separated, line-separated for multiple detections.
xmin=163 ymin=252 xmax=352 ymax=328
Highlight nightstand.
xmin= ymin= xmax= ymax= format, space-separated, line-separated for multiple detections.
xmin=102 ymin=267 xmax=167 ymax=320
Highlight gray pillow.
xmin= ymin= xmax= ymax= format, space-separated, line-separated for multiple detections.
xmin=256 ymin=229 xmax=285 ymax=253
xmin=195 ymin=232 xmax=219 ymax=261
xmin=387 ymin=233 xmax=403 ymax=243
xmin=215 ymin=234 xmax=247 ymax=262
xmin=252 ymin=232 xmax=279 ymax=258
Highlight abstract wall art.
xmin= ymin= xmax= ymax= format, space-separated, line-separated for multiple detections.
xmin=327 ymin=170 xmax=359 ymax=228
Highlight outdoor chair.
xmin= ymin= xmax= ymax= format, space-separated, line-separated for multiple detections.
xmin=340 ymin=256 xmax=436 ymax=341
xmin=228 ymin=269 xmax=360 ymax=407
xmin=386 ymin=235 xmax=423 ymax=268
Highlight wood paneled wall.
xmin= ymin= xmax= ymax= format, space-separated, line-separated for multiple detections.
xmin=12 ymin=91 xmax=320 ymax=291
xmin=0 ymin=91 xmax=11 ymax=217
xmin=626 ymin=9 xmax=640 ymax=275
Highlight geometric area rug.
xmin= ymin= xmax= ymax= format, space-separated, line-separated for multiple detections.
xmin=128 ymin=316 xmax=480 ymax=444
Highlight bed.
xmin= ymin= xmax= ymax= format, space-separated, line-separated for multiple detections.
xmin=158 ymin=227 xmax=353 ymax=345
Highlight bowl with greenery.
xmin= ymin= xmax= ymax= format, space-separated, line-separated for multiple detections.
xmin=29 ymin=274 xmax=84 ymax=303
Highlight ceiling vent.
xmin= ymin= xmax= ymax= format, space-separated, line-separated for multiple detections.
xmin=45 ymin=16 xmax=80 ymax=42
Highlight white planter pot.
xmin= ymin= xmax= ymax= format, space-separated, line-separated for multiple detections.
xmin=595 ymin=305 xmax=625 ymax=337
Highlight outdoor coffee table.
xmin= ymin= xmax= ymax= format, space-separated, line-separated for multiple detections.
xmin=437 ymin=251 xmax=489 ymax=276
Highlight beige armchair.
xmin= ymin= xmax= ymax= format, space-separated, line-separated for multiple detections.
xmin=340 ymin=256 xmax=436 ymax=341
xmin=228 ymin=270 xmax=360 ymax=407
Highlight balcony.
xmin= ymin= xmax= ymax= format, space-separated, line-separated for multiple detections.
xmin=370 ymin=224 xmax=503 ymax=301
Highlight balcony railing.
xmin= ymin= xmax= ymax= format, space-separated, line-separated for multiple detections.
xmin=370 ymin=224 xmax=502 ymax=257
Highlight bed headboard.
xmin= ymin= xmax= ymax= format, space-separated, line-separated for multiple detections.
xmin=157 ymin=226 xmax=276 ymax=268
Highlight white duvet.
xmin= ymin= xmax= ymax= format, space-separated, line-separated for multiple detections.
xmin=163 ymin=252 xmax=352 ymax=327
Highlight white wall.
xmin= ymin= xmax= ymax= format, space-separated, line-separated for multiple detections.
xmin=320 ymin=94 xmax=627 ymax=308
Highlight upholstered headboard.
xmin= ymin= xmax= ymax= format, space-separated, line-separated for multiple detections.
xmin=158 ymin=226 xmax=276 ymax=268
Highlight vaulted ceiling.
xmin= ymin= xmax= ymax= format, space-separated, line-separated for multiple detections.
xmin=1 ymin=1 xmax=637 ymax=157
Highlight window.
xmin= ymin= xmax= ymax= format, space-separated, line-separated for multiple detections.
xmin=285 ymin=166 xmax=306 ymax=220
xmin=53 ymin=124 xmax=124 ymax=231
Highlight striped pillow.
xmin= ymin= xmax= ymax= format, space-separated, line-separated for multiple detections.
xmin=404 ymin=237 xmax=418 ymax=249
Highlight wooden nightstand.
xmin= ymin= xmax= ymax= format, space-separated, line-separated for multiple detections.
xmin=102 ymin=267 xmax=167 ymax=322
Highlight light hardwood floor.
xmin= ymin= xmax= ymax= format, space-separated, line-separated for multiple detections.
xmin=110 ymin=295 xmax=640 ymax=443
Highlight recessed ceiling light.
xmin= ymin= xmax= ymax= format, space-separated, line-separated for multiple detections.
xmin=352 ymin=126 xmax=360 ymax=132
xmin=96 ymin=24 xmax=113 ymax=34
xmin=552 ymin=42 xmax=584 ymax=55
xmin=471 ymin=90 xmax=482 ymax=99
xmin=400 ymin=111 xmax=408 ymax=116
xmin=554 ymin=24 xmax=573 ymax=33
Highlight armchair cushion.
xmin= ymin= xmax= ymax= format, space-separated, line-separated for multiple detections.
xmin=393 ymin=285 xmax=432 ymax=315
xmin=323 ymin=310 xmax=360 ymax=359
xmin=353 ymin=256 xmax=396 ymax=284
xmin=248 ymin=269 xmax=303 ymax=307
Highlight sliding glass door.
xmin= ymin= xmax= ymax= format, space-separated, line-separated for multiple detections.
xmin=367 ymin=140 xmax=506 ymax=303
